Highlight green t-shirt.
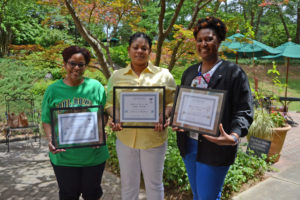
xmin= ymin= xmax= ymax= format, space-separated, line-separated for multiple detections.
xmin=42 ymin=77 xmax=109 ymax=167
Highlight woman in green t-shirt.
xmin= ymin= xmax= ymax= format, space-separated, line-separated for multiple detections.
xmin=42 ymin=46 xmax=109 ymax=200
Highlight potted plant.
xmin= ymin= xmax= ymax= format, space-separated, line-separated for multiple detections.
xmin=247 ymin=108 xmax=291 ymax=162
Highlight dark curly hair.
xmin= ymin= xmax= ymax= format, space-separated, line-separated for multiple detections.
xmin=129 ymin=32 xmax=152 ymax=49
xmin=193 ymin=16 xmax=227 ymax=42
xmin=62 ymin=46 xmax=91 ymax=64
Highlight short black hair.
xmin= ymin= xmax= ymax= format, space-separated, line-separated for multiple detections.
xmin=193 ymin=16 xmax=227 ymax=42
xmin=129 ymin=32 xmax=152 ymax=49
xmin=62 ymin=46 xmax=91 ymax=64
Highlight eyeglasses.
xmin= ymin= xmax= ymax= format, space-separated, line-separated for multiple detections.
xmin=68 ymin=61 xmax=86 ymax=68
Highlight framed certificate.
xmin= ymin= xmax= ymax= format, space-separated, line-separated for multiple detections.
xmin=113 ymin=86 xmax=165 ymax=128
xmin=170 ymin=86 xmax=226 ymax=137
xmin=50 ymin=105 xmax=106 ymax=149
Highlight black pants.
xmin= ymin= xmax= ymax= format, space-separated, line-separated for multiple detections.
xmin=51 ymin=162 xmax=106 ymax=200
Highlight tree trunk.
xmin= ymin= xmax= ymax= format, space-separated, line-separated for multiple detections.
xmin=296 ymin=2 xmax=300 ymax=43
xmin=213 ymin=0 xmax=221 ymax=15
xmin=168 ymin=42 xmax=181 ymax=72
xmin=276 ymin=5 xmax=290 ymax=40
xmin=239 ymin=0 xmax=247 ymax=21
xmin=0 ymin=0 xmax=9 ymax=57
xmin=254 ymin=7 xmax=263 ymax=38
xmin=64 ymin=0 xmax=111 ymax=80
xmin=154 ymin=0 xmax=185 ymax=67
xmin=250 ymin=11 xmax=254 ymax=28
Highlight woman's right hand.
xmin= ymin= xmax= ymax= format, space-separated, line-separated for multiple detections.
xmin=172 ymin=126 xmax=185 ymax=132
xmin=109 ymin=122 xmax=123 ymax=131
xmin=48 ymin=141 xmax=66 ymax=154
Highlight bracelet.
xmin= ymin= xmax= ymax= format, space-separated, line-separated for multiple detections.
xmin=231 ymin=135 xmax=239 ymax=145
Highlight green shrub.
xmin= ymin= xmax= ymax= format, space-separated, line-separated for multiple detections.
xmin=84 ymin=69 xmax=107 ymax=86
xmin=106 ymin=128 xmax=120 ymax=175
xmin=0 ymin=58 xmax=46 ymax=112
xmin=170 ymin=64 xmax=189 ymax=85
xmin=37 ymin=29 xmax=73 ymax=47
xmin=109 ymin=45 xmax=130 ymax=68
xmin=31 ymin=79 xmax=54 ymax=96
xmin=164 ymin=128 xmax=190 ymax=190
xmin=222 ymin=150 xmax=271 ymax=199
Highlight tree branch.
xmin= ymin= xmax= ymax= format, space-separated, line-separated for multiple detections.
xmin=168 ymin=0 xmax=212 ymax=71
xmin=164 ymin=0 xmax=185 ymax=37
xmin=64 ymin=0 xmax=111 ymax=79
xmin=155 ymin=0 xmax=185 ymax=66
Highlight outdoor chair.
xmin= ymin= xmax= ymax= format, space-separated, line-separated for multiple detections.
xmin=2 ymin=93 xmax=41 ymax=152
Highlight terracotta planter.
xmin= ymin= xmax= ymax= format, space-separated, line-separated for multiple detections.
xmin=247 ymin=124 xmax=291 ymax=162
xmin=267 ymin=124 xmax=291 ymax=162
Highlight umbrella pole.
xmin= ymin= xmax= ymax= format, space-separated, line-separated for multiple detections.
xmin=236 ymin=54 xmax=238 ymax=64
xmin=284 ymin=57 xmax=290 ymax=113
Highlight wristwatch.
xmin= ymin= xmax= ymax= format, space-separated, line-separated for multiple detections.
xmin=231 ymin=134 xmax=239 ymax=145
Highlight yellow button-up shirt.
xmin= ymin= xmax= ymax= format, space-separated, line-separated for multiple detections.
xmin=106 ymin=62 xmax=176 ymax=149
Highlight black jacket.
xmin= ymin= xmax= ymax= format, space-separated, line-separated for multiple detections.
xmin=176 ymin=60 xmax=253 ymax=166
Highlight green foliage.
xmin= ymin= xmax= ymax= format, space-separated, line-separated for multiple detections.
xmin=31 ymin=79 xmax=54 ymax=97
xmin=109 ymin=45 xmax=130 ymax=68
xmin=12 ymin=19 xmax=44 ymax=45
xmin=163 ymin=128 xmax=189 ymax=190
xmin=36 ymin=28 xmax=73 ymax=47
xmin=21 ymin=42 xmax=69 ymax=72
xmin=169 ymin=63 xmax=189 ymax=85
xmin=222 ymin=149 xmax=271 ymax=199
xmin=267 ymin=61 xmax=285 ymax=95
xmin=0 ymin=58 xmax=45 ymax=111
xmin=106 ymin=128 xmax=120 ymax=175
xmin=1 ymin=0 xmax=46 ymax=45
xmin=84 ymin=68 xmax=107 ymax=86
xmin=248 ymin=108 xmax=274 ymax=139
xmin=270 ymin=111 xmax=285 ymax=128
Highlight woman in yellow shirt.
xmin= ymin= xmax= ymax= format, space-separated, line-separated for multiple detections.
xmin=105 ymin=32 xmax=176 ymax=200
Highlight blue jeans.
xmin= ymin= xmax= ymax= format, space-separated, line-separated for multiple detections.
xmin=182 ymin=138 xmax=230 ymax=200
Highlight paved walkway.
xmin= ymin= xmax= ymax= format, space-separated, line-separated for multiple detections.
xmin=0 ymin=139 xmax=144 ymax=200
xmin=1 ymin=112 xmax=300 ymax=200
xmin=233 ymin=112 xmax=300 ymax=200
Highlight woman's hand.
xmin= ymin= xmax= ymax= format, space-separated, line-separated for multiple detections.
xmin=109 ymin=122 xmax=123 ymax=131
xmin=43 ymin=123 xmax=65 ymax=154
xmin=202 ymin=124 xmax=239 ymax=146
xmin=172 ymin=126 xmax=185 ymax=132
xmin=48 ymin=141 xmax=66 ymax=154
xmin=154 ymin=122 xmax=164 ymax=132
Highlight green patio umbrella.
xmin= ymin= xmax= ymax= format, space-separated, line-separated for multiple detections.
xmin=220 ymin=33 xmax=281 ymax=63
xmin=261 ymin=41 xmax=300 ymax=111
xmin=261 ymin=41 xmax=298 ymax=59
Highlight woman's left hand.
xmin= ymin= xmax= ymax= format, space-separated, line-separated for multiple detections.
xmin=154 ymin=118 xmax=170 ymax=132
xmin=202 ymin=124 xmax=238 ymax=146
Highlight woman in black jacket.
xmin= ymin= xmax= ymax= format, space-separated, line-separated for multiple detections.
xmin=176 ymin=17 xmax=253 ymax=200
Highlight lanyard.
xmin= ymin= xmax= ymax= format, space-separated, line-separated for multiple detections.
xmin=196 ymin=60 xmax=222 ymax=86
xmin=197 ymin=71 xmax=209 ymax=85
